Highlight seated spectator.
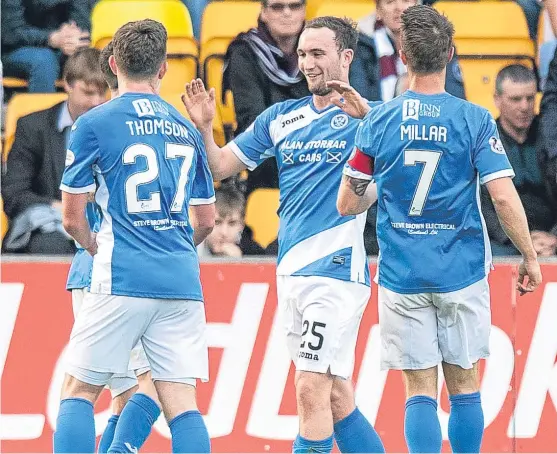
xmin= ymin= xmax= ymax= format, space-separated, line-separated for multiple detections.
xmin=2 ymin=48 xmax=106 ymax=254
xmin=198 ymin=186 xmax=266 ymax=257
xmin=1 ymin=0 xmax=92 ymax=93
xmin=540 ymin=44 xmax=557 ymax=236
xmin=223 ymin=0 xmax=310 ymax=194
xmin=482 ymin=64 xmax=557 ymax=256
xmin=350 ymin=0 xmax=466 ymax=102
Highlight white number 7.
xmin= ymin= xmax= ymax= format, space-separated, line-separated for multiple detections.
xmin=404 ymin=149 xmax=441 ymax=216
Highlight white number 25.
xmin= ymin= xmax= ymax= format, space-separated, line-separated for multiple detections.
xmin=404 ymin=149 xmax=441 ymax=217
xmin=123 ymin=143 xmax=194 ymax=214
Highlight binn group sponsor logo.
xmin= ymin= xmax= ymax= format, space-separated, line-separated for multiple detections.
xmin=402 ymin=99 xmax=441 ymax=121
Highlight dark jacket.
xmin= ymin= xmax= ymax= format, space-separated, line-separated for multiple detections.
xmin=539 ymin=46 xmax=557 ymax=210
xmin=223 ymin=29 xmax=310 ymax=194
xmin=2 ymin=102 xmax=68 ymax=219
xmin=481 ymin=116 xmax=557 ymax=248
xmin=349 ymin=13 xmax=466 ymax=101
xmin=1 ymin=0 xmax=93 ymax=54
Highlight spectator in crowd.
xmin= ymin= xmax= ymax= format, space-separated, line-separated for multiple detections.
xmin=1 ymin=0 xmax=93 ymax=93
xmin=483 ymin=64 xmax=557 ymax=256
xmin=2 ymin=48 xmax=106 ymax=254
xmin=350 ymin=0 xmax=466 ymax=102
xmin=197 ymin=185 xmax=266 ymax=257
xmin=222 ymin=0 xmax=310 ymax=194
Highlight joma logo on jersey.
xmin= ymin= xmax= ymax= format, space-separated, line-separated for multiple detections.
xmin=298 ymin=351 xmax=319 ymax=361
xmin=402 ymin=99 xmax=441 ymax=121
xmin=281 ymin=114 xmax=305 ymax=128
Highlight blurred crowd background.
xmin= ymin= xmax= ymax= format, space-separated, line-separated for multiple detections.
xmin=2 ymin=0 xmax=557 ymax=259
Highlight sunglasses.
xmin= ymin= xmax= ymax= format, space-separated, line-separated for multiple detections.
xmin=267 ymin=1 xmax=305 ymax=12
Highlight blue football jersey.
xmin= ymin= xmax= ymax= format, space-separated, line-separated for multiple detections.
xmin=61 ymin=93 xmax=215 ymax=300
xmin=348 ymin=91 xmax=514 ymax=293
xmin=66 ymin=201 xmax=102 ymax=290
xmin=231 ymin=96 xmax=380 ymax=286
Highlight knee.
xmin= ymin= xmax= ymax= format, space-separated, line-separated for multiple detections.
xmin=331 ymin=379 xmax=355 ymax=422
xmin=295 ymin=372 xmax=332 ymax=413
xmin=29 ymin=48 xmax=59 ymax=72
xmin=61 ymin=373 xmax=104 ymax=403
xmin=137 ymin=371 xmax=160 ymax=406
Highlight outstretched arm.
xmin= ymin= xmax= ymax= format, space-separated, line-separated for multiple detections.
xmin=182 ymin=79 xmax=247 ymax=181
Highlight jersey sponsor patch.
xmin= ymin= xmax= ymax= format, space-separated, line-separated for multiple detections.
xmin=489 ymin=136 xmax=506 ymax=154
xmin=65 ymin=149 xmax=75 ymax=167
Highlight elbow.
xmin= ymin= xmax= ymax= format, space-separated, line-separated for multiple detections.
xmin=337 ymin=197 xmax=354 ymax=217
xmin=490 ymin=193 xmax=512 ymax=210
xmin=197 ymin=218 xmax=215 ymax=240
xmin=62 ymin=217 xmax=79 ymax=237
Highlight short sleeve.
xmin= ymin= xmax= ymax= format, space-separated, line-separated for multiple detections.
xmin=60 ymin=118 xmax=99 ymax=194
xmin=343 ymin=112 xmax=376 ymax=181
xmin=190 ymin=135 xmax=216 ymax=206
xmin=355 ymin=109 xmax=377 ymax=158
xmin=474 ymin=112 xmax=515 ymax=185
xmin=229 ymin=106 xmax=275 ymax=170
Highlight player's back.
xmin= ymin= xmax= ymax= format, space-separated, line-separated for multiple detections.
xmin=68 ymin=93 xmax=214 ymax=300
xmin=364 ymin=91 xmax=513 ymax=293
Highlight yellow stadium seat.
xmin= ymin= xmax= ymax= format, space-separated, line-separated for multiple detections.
xmin=91 ymin=0 xmax=198 ymax=115
xmin=435 ymin=1 xmax=536 ymax=115
xmin=3 ymin=93 xmax=68 ymax=161
xmin=314 ymin=1 xmax=374 ymax=21
xmin=200 ymin=1 xmax=260 ymax=143
xmin=3 ymin=77 xmax=29 ymax=88
xmin=245 ymin=188 xmax=280 ymax=248
xmin=1 ymin=195 xmax=8 ymax=244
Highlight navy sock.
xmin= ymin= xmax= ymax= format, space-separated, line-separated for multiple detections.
xmin=448 ymin=392 xmax=484 ymax=453
xmin=53 ymin=398 xmax=96 ymax=453
xmin=334 ymin=407 xmax=385 ymax=453
xmin=404 ymin=395 xmax=442 ymax=453
xmin=169 ymin=410 xmax=210 ymax=453
xmin=107 ymin=393 xmax=160 ymax=453
xmin=98 ymin=415 xmax=119 ymax=453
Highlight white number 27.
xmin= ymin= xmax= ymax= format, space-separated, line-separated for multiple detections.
xmin=123 ymin=143 xmax=194 ymax=214
xmin=404 ymin=149 xmax=441 ymax=217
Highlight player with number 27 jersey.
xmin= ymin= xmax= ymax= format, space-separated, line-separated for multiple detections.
xmin=61 ymin=93 xmax=215 ymax=300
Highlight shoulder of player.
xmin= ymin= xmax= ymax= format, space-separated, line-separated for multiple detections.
xmin=273 ymin=96 xmax=312 ymax=115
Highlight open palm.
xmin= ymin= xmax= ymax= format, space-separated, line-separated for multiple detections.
xmin=181 ymin=78 xmax=216 ymax=130
xmin=327 ymin=80 xmax=371 ymax=119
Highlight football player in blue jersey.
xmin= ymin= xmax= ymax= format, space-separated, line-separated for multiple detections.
xmin=64 ymin=40 xmax=162 ymax=454
xmin=183 ymin=16 xmax=384 ymax=454
xmin=335 ymin=5 xmax=542 ymax=453
xmin=54 ymin=20 xmax=216 ymax=454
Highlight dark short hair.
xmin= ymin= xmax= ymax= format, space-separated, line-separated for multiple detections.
xmin=112 ymin=19 xmax=167 ymax=81
xmin=63 ymin=48 xmax=106 ymax=91
xmin=99 ymin=41 xmax=118 ymax=91
xmin=303 ymin=16 xmax=359 ymax=52
xmin=400 ymin=5 xmax=454 ymax=74
xmin=215 ymin=186 xmax=246 ymax=219
xmin=495 ymin=64 xmax=537 ymax=95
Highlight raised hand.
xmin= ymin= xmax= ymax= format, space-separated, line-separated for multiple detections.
xmin=181 ymin=78 xmax=216 ymax=131
xmin=326 ymin=80 xmax=371 ymax=119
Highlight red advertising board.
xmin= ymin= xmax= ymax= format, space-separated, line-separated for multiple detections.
xmin=1 ymin=261 xmax=556 ymax=452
